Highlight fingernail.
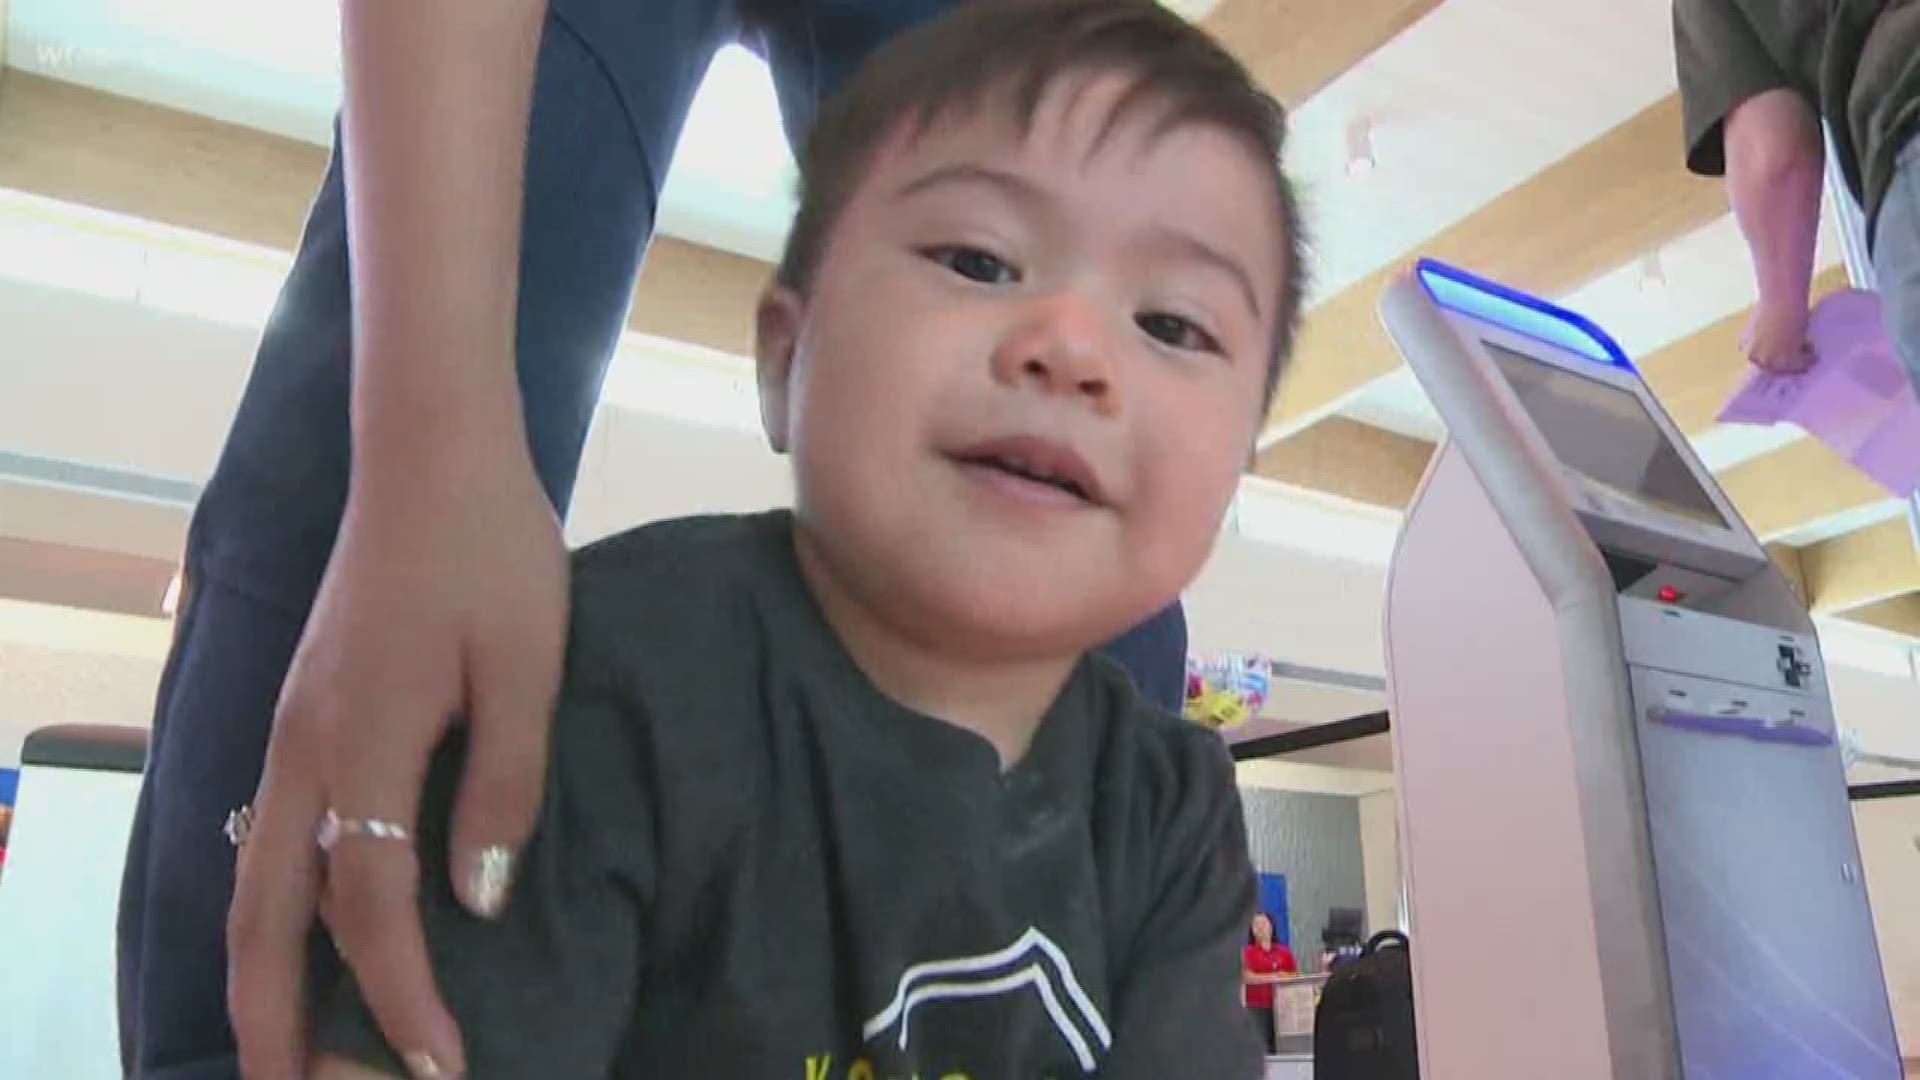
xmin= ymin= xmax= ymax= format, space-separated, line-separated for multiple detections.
xmin=403 ymin=1050 xmax=459 ymax=1079
xmin=465 ymin=845 xmax=514 ymax=918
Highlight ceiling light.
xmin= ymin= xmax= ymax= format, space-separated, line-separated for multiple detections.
xmin=1345 ymin=119 xmax=1377 ymax=179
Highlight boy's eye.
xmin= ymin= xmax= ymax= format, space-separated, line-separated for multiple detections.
xmin=1137 ymin=311 xmax=1222 ymax=354
xmin=924 ymin=245 xmax=1021 ymax=285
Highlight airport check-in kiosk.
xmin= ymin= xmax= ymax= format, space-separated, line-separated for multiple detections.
xmin=1380 ymin=261 xmax=1901 ymax=1078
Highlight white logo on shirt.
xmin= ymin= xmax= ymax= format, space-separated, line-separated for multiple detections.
xmin=862 ymin=927 xmax=1112 ymax=1073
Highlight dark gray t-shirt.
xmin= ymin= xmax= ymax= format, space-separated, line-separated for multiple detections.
xmin=317 ymin=512 xmax=1263 ymax=1079
xmin=1674 ymin=0 xmax=1920 ymax=232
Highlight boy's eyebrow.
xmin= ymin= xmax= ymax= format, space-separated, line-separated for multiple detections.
xmin=891 ymin=163 xmax=1052 ymax=211
xmin=1147 ymin=225 xmax=1265 ymax=324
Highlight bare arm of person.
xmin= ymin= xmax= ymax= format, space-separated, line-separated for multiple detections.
xmin=1724 ymin=87 xmax=1827 ymax=372
xmin=224 ymin=2 xmax=565 ymax=1077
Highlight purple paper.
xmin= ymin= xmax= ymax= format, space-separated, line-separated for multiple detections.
xmin=1716 ymin=289 xmax=1920 ymax=498
xmin=1651 ymin=708 xmax=1834 ymax=747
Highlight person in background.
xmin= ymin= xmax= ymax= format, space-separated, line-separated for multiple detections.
xmin=1673 ymin=2 xmax=1920 ymax=391
xmin=1243 ymin=910 xmax=1298 ymax=1055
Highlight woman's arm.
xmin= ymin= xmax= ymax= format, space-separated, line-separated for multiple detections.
xmin=342 ymin=0 xmax=546 ymax=445
xmin=225 ymin=2 xmax=566 ymax=1076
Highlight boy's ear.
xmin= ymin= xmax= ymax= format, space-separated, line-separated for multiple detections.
xmin=755 ymin=285 xmax=804 ymax=454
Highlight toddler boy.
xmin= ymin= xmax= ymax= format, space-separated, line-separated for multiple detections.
xmin=314 ymin=1 xmax=1307 ymax=1075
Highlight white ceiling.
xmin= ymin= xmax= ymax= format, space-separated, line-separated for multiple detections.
xmin=2 ymin=0 xmax=1904 ymax=536
xmin=1342 ymin=199 xmax=1858 ymax=471
xmin=5 ymin=0 xmax=802 ymax=260
xmin=7 ymin=0 xmax=1683 ymax=293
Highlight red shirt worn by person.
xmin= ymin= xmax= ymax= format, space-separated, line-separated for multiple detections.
xmin=1242 ymin=942 xmax=1298 ymax=1008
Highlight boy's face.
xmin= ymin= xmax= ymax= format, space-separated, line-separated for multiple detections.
xmin=758 ymin=70 xmax=1286 ymax=660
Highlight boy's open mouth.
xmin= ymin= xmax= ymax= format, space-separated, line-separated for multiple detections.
xmin=950 ymin=436 xmax=1106 ymax=507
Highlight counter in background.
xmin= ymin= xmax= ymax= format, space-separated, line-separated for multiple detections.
xmin=1265 ymin=1053 xmax=1313 ymax=1079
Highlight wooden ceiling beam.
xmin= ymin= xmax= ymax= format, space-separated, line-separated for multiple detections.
xmin=0 ymin=70 xmax=769 ymax=358
xmin=0 ymin=536 xmax=176 ymax=621
xmin=1639 ymin=266 xmax=1851 ymax=436
xmin=1837 ymin=593 xmax=1920 ymax=639
xmin=1266 ymin=92 xmax=1727 ymax=434
xmin=1799 ymin=517 xmax=1920 ymax=614
xmin=1251 ymin=416 xmax=1433 ymax=510
xmin=1204 ymin=0 xmax=1442 ymax=106
xmin=1715 ymin=438 xmax=1896 ymax=542
xmin=0 ymin=70 xmax=323 ymax=252
xmin=1766 ymin=543 xmax=1810 ymax=607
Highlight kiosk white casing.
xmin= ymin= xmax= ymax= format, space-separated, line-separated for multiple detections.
xmin=1379 ymin=262 xmax=1899 ymax=1079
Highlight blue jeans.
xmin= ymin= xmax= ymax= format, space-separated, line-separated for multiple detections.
xmin=113 ymin=2 xmax=1190 ymax=1076
xmin=1875 ymin=134 xmax=1920 ymax=398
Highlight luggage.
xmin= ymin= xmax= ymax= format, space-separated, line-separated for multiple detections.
xmin=1312 ymin=930 xmax=1418 ymax=1079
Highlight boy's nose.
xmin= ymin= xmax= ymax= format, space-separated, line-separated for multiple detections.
xmin=990 ymin=290 xmax=1122 ymax=414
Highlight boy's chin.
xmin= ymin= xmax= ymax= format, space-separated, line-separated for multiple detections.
xmin=896 ymin=576 xmax=1162 ymax=664
xmin=793 ymin=506 xmax=1181 ymax=663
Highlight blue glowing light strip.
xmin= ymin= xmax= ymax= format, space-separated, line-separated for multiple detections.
xmin=1413 ymin=258 xmax=1635 ymax=372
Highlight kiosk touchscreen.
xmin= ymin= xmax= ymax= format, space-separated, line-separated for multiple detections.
xmin=1379 ymin=260 xmax=1899 ymax=1079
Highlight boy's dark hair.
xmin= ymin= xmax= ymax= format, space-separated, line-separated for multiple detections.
xmin=774 ymin=0 xmax=1308 ymax=408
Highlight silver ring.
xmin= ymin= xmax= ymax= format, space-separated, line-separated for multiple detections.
xmin=317 ymin=808 xmax=412 ymax=852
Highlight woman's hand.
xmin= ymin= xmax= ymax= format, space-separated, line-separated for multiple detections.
xmin=227 ymin=435 xmax=568 ymax=1079
xmin=228 ymin=0 xmax=552 ymax=1069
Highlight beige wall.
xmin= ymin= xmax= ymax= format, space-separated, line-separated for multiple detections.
xmin=1855 ymin=796 xmax=1920 ymax=1061
xmin=0 ymin=642 xmax=163 ymax=767
xmin=1358 ymin=789 xmax=1403 ymax=935
xmin=1184 ymin=530 xmax=1387 ymax=677
xmin=1834 ymin=666 xmax=1920 ymax=1062
xmin=0 ymin=601 xmax=170 ymax=764
xmin=1831 ymin=664 xmax=1920 ymax=772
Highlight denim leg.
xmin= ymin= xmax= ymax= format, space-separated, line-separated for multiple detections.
xmin=115 ymin=3 xmax=736 ymax=1075
xmin=1872 ymin=135 xmax=1920 ymax=399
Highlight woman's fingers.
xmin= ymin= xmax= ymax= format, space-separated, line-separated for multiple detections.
xmin=446 ymin=613 xmax=561 ymax=920
xmin=322 ymin=722 xmax=468 ymax=1080
xmin=227 ymin=744 xmax=326 ymax=1079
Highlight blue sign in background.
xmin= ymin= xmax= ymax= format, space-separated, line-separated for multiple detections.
xmin=1255 ymin=872 xmax=1290 ymax=946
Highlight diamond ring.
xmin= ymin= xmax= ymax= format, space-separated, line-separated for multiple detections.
xmin=223 ymin=805 xmax=254 ymax=848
